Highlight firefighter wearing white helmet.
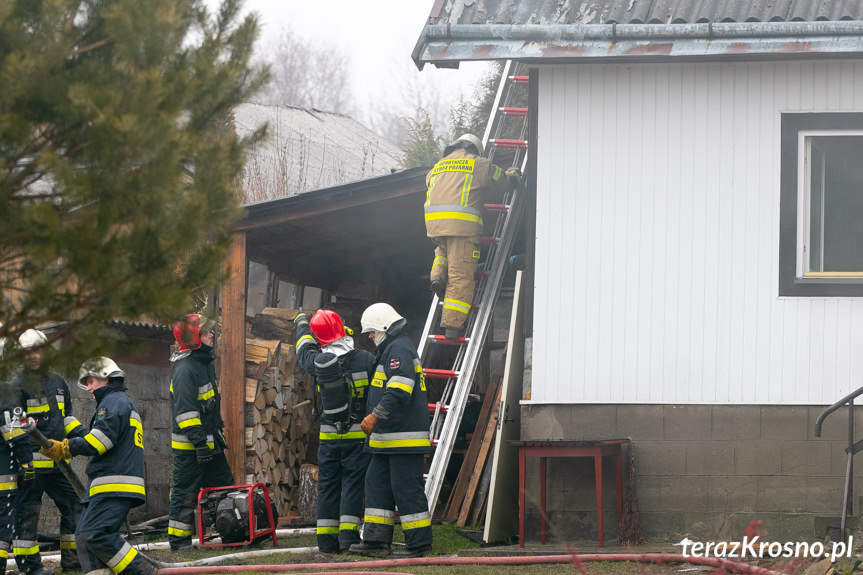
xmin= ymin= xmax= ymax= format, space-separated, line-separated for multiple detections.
xmin=11 ymin=329 xmax=82 ymax=574
xmin=424 ymin=133 xmax=522 ymax=339
xmin=349 ymin=303 xmax=432 ymax=559
xmin=0 ymin=323 xmax=33 ymax=575
xmin=42 ymin=358 xmax=153 ymax=575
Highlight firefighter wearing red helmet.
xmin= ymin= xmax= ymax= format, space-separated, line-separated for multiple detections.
xmin=294 ymin=309 xmax=374 ymax=554
xmin=424 ymin=134 xmax=521 ymax=339
xmin=167 ymin=314 xmax=233 ymax=552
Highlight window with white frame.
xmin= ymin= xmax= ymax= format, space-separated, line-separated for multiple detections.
xmin=780 ymin=114 xmax=863 ymax=296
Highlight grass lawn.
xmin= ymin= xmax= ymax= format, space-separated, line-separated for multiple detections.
xmin=140 ymin=524 xmax=831 ymax=575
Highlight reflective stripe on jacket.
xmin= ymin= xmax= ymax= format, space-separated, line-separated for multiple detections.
xmin=366 ymin=334 xmax=431 ymax=454
xmin=424 ymin=148 xmax=507 ymax=237
xmin=67 ymin=385 xmax=145 ymax=504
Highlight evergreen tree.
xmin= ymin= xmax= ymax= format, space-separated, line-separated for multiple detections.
xmin=399 ymin=108 xmax=443 ymax=169
xmin=0 ymin=0 xmax=268 ymax=375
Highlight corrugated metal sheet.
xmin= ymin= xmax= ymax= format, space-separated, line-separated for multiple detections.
xmin=234 ymin=103 xmax=401 ymax=202
xmin=434 ymin=0 xmax=863 ymax=26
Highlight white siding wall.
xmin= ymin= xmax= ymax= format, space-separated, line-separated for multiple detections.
xmin=532 ymin=60 xmax=863 ymax=405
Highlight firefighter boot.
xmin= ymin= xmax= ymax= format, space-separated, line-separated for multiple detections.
xmin=348 ymin=542 xmax=391 ymax=557
xmin=429 ymin=279 xmax=446 ymax=299
xmin=393 ymin=545 xmax=432 ymax=559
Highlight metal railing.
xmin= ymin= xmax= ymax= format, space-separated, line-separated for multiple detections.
xmin=814 ymin=383 xmax=863 ymax=536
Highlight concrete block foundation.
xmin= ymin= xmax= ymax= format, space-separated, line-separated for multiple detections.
xmin=519 ymin=403 xmax=857 ymax=544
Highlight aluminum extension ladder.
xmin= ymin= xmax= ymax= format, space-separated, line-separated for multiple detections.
xmin=422 ymin=60 xmax=529 ymax=513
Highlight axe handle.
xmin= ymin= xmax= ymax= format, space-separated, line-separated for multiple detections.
xmin=26 ymin=425 xmax=86 ymax=499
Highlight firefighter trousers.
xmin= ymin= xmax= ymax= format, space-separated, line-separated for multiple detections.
xmin=362 ymin=453 xmax=432 ymax=551
xmin=430 ymin=236 xmax=480 ymax=330
xmin=15 ymin=468 xmax=82 ymax=572
xmin=316 ymin=439 xmax=369 ymax=552
xmin=77 ymin=497 xmax=153 ymax=575
xmin=168 ymin=451 xmax=234 ymax=550
xmin=0 ymin=480 xmax=18 ymax=574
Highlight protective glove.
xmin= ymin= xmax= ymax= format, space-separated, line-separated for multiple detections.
xmin=505 ymin=167 xmax=522 ymax=186
xmin=361 ymin=412 xmax=379 ymax=435
xmin=40 ymin=438 xmax=70 ymax=462
xmin=293 ymin=311 xmax=309 ymax=327
xmin=195 ymin=445 xmax=213 ymax=464
xmin=18 ymin=463 xmax=35 ymax=482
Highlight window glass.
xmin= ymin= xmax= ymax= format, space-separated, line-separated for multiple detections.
xmin=802 ymin=134 xmax=863 ymax=274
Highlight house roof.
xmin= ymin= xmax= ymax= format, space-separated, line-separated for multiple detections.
xmin=237 ymin=167 xmax=431 ymax=294
xmin=413 ymin=0 xmax=863 ymax=66
xmin=234 ymin=103 xmax=402 ymax=203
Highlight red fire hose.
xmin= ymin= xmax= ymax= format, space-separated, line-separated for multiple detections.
xmin=157 ymin=552 xmax=790 ymax=575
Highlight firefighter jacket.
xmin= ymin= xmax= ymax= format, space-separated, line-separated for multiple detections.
xmin=296 ymin=322 xmax=374 ymax=442
xmin=170 ymin=346 xmax=225 ymax=454
xmin=12 ymin=369 xmax=76 ymax=472
xmin=366 ymin=333 xmax=431 ymax=454
xmin=67 ymin=383 xmax=145 ymax=505
xmin=424 ymin=148 xmax=508 ymax=238
xmin=0 ymin=382 xmax=33 ymax=480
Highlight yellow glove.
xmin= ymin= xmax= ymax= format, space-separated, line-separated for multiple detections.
xmin=361 ymin=413 xmax=379 ymax=435
xmin=40 ymin=438 xmax=70 ymax=461
xmin=505 ymin=167 xmax=522 ymax=185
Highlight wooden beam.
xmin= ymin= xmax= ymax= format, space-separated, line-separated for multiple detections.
xmin=220 ymin=232 xmax=247 ymax=482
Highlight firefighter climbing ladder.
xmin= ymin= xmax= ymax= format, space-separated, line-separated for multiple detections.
xmin=421 ymin=60 xmax=529 ymax=512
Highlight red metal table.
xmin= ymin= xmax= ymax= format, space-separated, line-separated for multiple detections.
xmin=512 ymin=439 xmax=630 ymax=548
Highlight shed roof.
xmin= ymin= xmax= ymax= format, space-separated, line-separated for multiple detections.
xmin=413 ymin=0 xmax=863 ymax=66
xmin=237 ymin=166 xmax=431 ymax=296
xmin=235 ymin=103 xmax=402 ymax=203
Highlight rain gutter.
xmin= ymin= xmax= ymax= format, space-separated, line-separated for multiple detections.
xmin=413 ymin=21 xmax=863 ymax=68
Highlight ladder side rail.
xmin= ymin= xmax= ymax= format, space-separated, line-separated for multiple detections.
xmin=418 ymin=294 xmax=441 ymax=360
xmin=425 ymin=182 xmax=527 ymax=511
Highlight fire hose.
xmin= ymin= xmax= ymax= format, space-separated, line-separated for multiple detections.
xmin=156 ymin=553 xmax=791 ymax=575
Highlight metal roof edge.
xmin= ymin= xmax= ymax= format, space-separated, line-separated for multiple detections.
xmin=414 ymin=22 xmax=863 ymax=65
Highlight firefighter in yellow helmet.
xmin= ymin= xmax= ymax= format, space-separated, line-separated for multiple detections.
xmin=424 ymin=134 xmax=521 ymax=339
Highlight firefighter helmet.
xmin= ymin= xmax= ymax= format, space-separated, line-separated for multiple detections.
xmin=18 ymin=329 xmax=48 ymax=349
xmin=444 ymin=133 xmax=483 ymax=157
xmin=78 ymin=357 xmax=125 ymax=389
xmin=310 ymin=310 xmax=347 ymax=346
xmin=360 ymin=303 xmax=404 ymax=334
xmin=173 ymin=313 xmax=218 ymax=351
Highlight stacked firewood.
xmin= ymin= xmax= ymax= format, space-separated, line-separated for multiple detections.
xmin=242 ymin=308 xmax=318 ymax=518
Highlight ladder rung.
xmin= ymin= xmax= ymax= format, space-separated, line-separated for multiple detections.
xmin=428 ymin=403 xmax=449 ymax=414
xmin=509 ymin=75 xmax=529 ymax=85
xmin=427 ymin=334 xmax=468 ymax=345
xmin=423 ymin=368 xmax=458 ymax=379
xmin=483 ymin=203 xmax=510 ymax=213
xmin=499 ymin=106 xmax=527 ymax=117
xmin=489 ymin=138 xmax=528 ymax=149
xmin=480 ymin=236 xmax=499 ymax=246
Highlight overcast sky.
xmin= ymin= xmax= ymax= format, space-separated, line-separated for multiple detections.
xmin=213 ymin=0 xmax=490 ymax=131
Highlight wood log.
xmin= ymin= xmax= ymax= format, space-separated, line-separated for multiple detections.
xmin=254 ymin=391 xmax=266 ymax=411
xmin=247 ymin=337 xmax=281 ymax=359
xmin=244 ymin=427 xmax=254 ymax=448
xmin=245 ymin=344 xmax=272 ymax=367
xmin=245 ymin=378 xmax=259 ymax=404
xmin=263 ymin=388 xmax=277 ymax=405
xmin=298 ymin=464 xmax=318 ymax=525
xmin=261 ymin=307 xmax=302 ymax=322
xmin=250 ymin=313 xmax=294 ymax=341
xmin=244 ymin=404 xmax=256 ymax=427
